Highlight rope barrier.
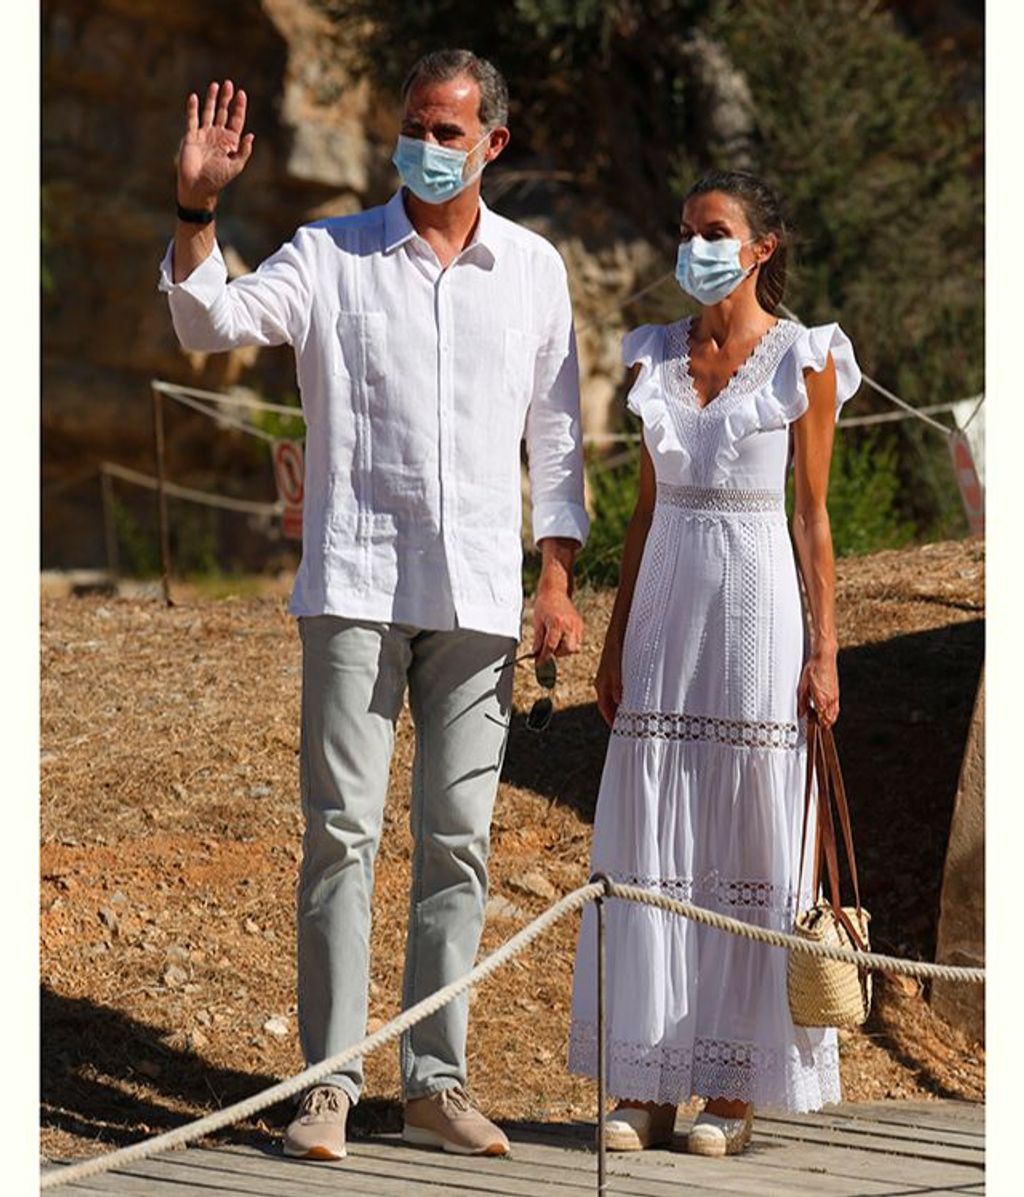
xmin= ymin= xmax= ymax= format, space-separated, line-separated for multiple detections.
xmin=100 ymin=462 xmax=281 ymax=516
xmin=41 ymin=877 xmax=984 ymax=1192
xmin=151 ymin=379 xmax=304 ymax=418
xmin=601 ymin=882 xmax=984 ymax=982
xmin=777 ymin=304 xmax=970 ymax=437
xmin=958 ymin=392 xmax=986 ymax=432
xmin=575 ymin=270 xmax=676 ymax=334
xmin=162 ymin=388 xmax=280 ymax=445
xmin=839 ymin=401 xmax=968 ymax=429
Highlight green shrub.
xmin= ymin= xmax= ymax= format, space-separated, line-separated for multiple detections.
xmin=575 ymin=441 xmax=641 ymax=588
xmin=818 ymin=429 xmax=916 ymax=557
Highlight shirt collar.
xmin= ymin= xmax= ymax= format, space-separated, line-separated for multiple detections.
xmin=383 ymin=188 xmax=498 ymax=267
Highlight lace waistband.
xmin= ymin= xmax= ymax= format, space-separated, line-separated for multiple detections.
xmin=656 ymin=483 xmax=785 ymax=515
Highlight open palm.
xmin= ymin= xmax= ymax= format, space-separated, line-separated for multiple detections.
xmin=177 ymin=80 xmax=254 ymax=207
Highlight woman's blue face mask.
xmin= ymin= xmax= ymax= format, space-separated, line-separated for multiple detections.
xmin=392 ymin=131 xmax=491 ymax=205
xmin=675 ymin=234 xmax=757 ymax=306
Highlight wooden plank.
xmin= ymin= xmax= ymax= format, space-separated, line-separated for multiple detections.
xmin=761 ymin=1109 xmax=984 ymax=1148
xmin=50 ymin=1172 xmax=249 ymax=1196
xmin=498 ymin=1117 xmax=986 ymax=1194
xmin=43 ymin=1101 xmax=986 ymax=1197
xmin=737 ymin=1138 xmax=984 ymax=1189
xmin=240 ymin=1134 xmax=898 ymax=1197
xmin=348 ymin=1134 xmax=972 ymax=1197
xmin=111 ymin=1148 xmax=613 ymax=1197
xmin=238 ymin=1141 xmax=696 ymax=1197
xmin=63 ymin=1155 xmax=503 ymax=1197
xmin=836 ymin=1101 xmax=984 ymax=1132
xmin=330 ymin=1140 xmax=705 ymax=1197
xmin=474 ymin=1137 xmax=923 ymax=1197
xmin=751 ymin=1117 xmax=984 ymax=1166
xmin=47 ymin=1140 xmax=985 ymax=1197
xmin=234 ymin=1138 xmax=701 ymax=1195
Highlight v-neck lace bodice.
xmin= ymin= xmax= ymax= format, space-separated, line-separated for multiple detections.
xmin=622 ymin=317 xmax=861 ymax=489
xmin=666 ymin=317 xmax=802 ymax=413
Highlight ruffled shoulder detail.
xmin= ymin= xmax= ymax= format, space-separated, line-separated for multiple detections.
xmin=622 ymin=324 xmax=665 ymax=418
xmin=621 ymin=322 xmax=692 ymax=478
xmin=767 ymin=322 xmax=862 ymax=426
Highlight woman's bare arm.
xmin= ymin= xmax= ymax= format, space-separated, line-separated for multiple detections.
xmin=594 ymin=439 xmax=657 ymax=726
xmin=790 ymin=354 xmax=841 ymax=726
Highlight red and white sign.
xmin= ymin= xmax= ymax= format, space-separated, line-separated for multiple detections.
xmin=948 ymin=431 xmax=984 ymax=537
xmin=272 ymin=440 xmax=305 ymax=541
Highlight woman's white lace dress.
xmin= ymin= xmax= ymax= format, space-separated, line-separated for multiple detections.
xmin=568 ymin=316 xmax=861 ymax=1113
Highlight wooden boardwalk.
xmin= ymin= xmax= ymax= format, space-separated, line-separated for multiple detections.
xmin=44 ymin=1100 xmax=984 ymax=1196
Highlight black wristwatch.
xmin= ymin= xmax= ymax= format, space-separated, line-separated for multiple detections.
xmin=176 ymin=203 xmax=216 ymax=225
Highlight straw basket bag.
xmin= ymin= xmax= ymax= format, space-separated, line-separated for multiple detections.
xmin=787 ymin=710 xmax=872 ymax=1029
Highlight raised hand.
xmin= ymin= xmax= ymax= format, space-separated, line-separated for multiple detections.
xmin=177 ymin=80 xmax=254 ymax=210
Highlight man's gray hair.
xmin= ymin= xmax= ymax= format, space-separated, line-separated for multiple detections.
xmin=402 ymin=49 xmax=509 ymax=130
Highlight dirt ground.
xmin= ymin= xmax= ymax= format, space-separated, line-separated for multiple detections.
xmin=40 ymin=537 xmax=985 ymax=1161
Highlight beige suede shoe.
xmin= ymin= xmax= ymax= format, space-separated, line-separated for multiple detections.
xmin=600 ymin=1103 xmax=677 ymax=1151
xmin=686 ymin=1106 xmax=754 ymax=1157
xmin=403 ymin=1086 xmax=510 ymax=1156
xmin=283 ymin=1085 xmax=350 ymax=1160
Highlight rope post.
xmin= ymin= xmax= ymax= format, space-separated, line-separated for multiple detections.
xmin=590 ymin=872 xmax=613 ymax=1197
xmin=99 ymin=467 xmax=119 ymax=582
xmin=151 ymin=386 xmax=174 ymax=607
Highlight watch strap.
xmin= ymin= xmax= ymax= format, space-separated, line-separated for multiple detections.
xmin=176 ymin=203 xmax=216 ymax=225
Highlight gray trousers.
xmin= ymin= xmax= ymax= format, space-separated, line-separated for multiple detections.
xmin=296 ymin=616 xmax=516 ymax=1103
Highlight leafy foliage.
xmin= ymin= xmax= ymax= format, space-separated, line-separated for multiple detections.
xmin=818 ymin=430 xmax=916 ymax=558
xmin=575 ymin=441 xmax=642 ymax=588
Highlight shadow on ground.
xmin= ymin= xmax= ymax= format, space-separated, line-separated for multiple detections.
xmin=40 ymin=988 xmax=407 ymax=1157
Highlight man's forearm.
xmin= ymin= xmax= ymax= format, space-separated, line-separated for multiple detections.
xmin=173 ymin=211 xmax=218 ymax=284
xmin=537 ymin=536 xmax=578 ymax=597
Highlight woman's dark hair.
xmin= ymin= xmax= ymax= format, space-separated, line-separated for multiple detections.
xmin=683 ymin=170 xmax=789 ymax=313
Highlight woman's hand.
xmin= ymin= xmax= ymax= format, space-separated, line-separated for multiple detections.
xmin=797 ymin=648 xmax=840 ymax=728
xmin=594 ymin=637 xmax=624 ymax=727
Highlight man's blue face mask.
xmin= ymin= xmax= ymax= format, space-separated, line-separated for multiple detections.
xmin=392 ymin=131 xmax=491 ymax=205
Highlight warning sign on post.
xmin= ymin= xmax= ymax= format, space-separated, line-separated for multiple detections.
xmin=948 ymin=431 xmax=984 ymax=537
xmin=272 ymin=440 xmax=305 ymax=541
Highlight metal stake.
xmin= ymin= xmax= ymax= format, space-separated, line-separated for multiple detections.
xmin=100 ymin=467 xmax=119 ymax=581
xmin=151 ymin=386 xmax=173 ymax=607
xmin=591 ymin=873 xmax=610 ymax=1197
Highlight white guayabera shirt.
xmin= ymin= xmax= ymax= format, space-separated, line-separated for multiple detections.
xmin=159 ymin=189 xmax=589 ymax=639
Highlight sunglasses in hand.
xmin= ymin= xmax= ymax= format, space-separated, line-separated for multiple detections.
xmin=496 ymin=651 xmax=558 ymax=733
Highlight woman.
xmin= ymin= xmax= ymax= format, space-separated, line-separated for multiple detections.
xmin=567 ymin=170 xmax=861 ymax=1157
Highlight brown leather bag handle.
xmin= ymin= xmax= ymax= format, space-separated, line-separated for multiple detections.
xmin=796 ymin=713 xmax=818 ymax=903
xmin=820 ymin=722 xmax=863 ymax=917
xmin=798 ymin=710 xmax=868 ymax=952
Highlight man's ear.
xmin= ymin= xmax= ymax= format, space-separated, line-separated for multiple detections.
xmin=485 ymin=126 xmax=511 ymax=163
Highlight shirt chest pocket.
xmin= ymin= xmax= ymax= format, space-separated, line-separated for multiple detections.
xmin=334 ymin=311 xmax=388 ymax=386
xmin=503 ymin=327 xmax=540 ymax=418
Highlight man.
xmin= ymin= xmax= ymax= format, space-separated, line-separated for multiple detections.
xmin=159 ymin=49 xmax=587 ymax=1161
